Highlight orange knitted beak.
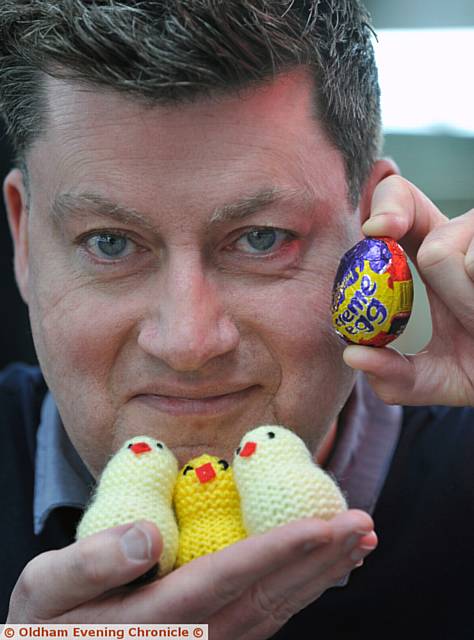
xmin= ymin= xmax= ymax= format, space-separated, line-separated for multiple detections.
xmin=130 ymin=442 xmax=152 ymax=455
xmin=239 ymin=441 xmax=257 ymax=457
xmin=195 ymin=462 xmax=217 ymax=483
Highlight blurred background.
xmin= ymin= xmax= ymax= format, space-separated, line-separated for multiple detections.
xmin=0 ymin=0 xmax=473 ymax=369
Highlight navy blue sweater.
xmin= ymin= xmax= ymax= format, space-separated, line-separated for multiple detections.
xmin=1 ymin=363 xmax=474 ymax=637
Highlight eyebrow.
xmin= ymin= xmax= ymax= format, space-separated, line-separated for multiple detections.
xmin=208 ymin=186 xmax=315 ymax=223
xmin=51 ymin=186 xmax=316 ymax=231
xmin=51 ymin=192 xmax=156 ymax=231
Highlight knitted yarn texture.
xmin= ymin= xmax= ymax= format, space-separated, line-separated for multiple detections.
xmin=173 ymin=453 xmax=247 ymax=567
xmin=233 ymin=425 xmax=347 ymax=535
xmin=76 ymin=435 xmax=179 ymax=576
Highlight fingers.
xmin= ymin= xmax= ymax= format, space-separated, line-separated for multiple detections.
xmin=7 ymin=521 xmax=162 ymax=622
xmin=361 ymin=175 xmax=448 ymax=264
xmin=105 ymin=510 xmax=374 ymax=625
xmin=343 ymin=345 xmax=418 ymax=405
xmin=466 ymin=231 xmax=474 ymax=281
xmin=416 ymin=209 xmax=474 ymax=335
xmin=348 ymin=175 xmax=474 ymax=407
xmin=209 ymin=510 xmax=377 ymax=640
xmin=9 ymin=509 xmax=376 ymax=635
xmin=112 ymin=515 xmax=335 ymax=623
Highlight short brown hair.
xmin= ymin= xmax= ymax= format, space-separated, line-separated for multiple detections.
xmin=0 ymin=0 xmax=381 ymax=206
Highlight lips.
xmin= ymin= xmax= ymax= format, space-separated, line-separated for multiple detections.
xmin=135 ymin=383 xmax=257 ymax=400
xmin=134 ymin=385 xmax=259 ymax=417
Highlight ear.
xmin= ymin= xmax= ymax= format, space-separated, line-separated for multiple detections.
xmin=3 ymin=168 xmax=30 ymax=304
xmin=358 ymin=158 xmax=400 ymax=226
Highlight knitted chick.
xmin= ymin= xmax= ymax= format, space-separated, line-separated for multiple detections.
xmin=76 ymin=435 xmax=179 ymax=576
xmin=173 ymin=453 xmax=247 ymax=567
xmin=233 ymin=425 xmax=347 ymax=535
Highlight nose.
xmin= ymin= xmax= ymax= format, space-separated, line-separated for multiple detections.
xmin=137 ymin=258 xmax=240 ymax=372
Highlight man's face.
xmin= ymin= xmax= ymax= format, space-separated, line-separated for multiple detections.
xmin=13 ymin=70 xmax=363 ymax=475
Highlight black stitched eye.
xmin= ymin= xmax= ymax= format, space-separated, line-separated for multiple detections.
xmin=156 ymin=442 xmax=164 ymax=449
xmin=183 ymin=465 xmax=193 ymax=475
xmin=127 ymin=443 xmax=133 ymax=448
xmin=218 ymin=459 xmax=229 ymax=470
xmin=267 ymin=431 xmax=275 ymax=439
xmin=235 ymin=447 xmax=241 ymax=455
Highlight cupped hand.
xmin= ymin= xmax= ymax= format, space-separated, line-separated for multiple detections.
xmin=344 ymin=175 xmax=474 ymax=407
xmin=7 ymin=513 xmax=376 ymax=639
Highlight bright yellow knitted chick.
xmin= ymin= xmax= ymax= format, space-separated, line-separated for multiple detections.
xmin=76 ymin=435 xmax=179 ymax=576
xmin=233 ymin=425 xmax=347 ymax=535
xmin=173 ymin=453 xmax=247 ymax=567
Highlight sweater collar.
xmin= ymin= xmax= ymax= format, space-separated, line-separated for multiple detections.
xmin=33 ymin=392 xmax=94 ymax=535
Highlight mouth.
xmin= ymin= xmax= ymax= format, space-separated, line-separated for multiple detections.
xmin=133 ymin=385 xmax=259 ymax=417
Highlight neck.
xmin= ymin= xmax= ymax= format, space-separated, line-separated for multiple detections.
xmin=315 ymin=418 xmax=338 ymax=467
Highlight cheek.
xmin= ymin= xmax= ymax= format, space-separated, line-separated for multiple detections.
xmin=234 ymin=252 xmax=354 ymax=434
xmin=256 ymin=286 xmax=353 ymax=443
xmin=27 ymin=275 xmax=141 ymax=475
xmin=29 ymin=278 xmax=135 ymax=387
xmin=259 ymin=282 xmax=345 ymax=386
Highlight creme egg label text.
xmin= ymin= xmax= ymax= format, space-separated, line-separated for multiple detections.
xmin=334 ymin=275 xmax=388 ymax=335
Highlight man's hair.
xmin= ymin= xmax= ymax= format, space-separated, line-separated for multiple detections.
xmin=0 ymin=0 xmax=381 ymax=206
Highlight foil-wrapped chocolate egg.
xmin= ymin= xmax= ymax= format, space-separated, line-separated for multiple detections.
xmin=331 ymin=237 xmax=414 ymax=347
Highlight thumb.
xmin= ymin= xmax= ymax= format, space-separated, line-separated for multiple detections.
xmin=8 ymin=521 xmax=162 ymax=622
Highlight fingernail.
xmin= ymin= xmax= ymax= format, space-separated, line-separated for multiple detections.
xmin=362 ymin=212 xmax=403 ymax=233
xmin=121 ymin=523 xmax=152 ymax=562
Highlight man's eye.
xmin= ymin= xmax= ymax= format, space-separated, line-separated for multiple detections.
xmin=85 ymin=233 xmax=136 ymax=260
xmin=234 ymin=228 xmax=292 ymax=255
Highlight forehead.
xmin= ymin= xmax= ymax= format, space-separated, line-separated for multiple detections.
xmin=28 ymin=69 xmax=348 ymax=213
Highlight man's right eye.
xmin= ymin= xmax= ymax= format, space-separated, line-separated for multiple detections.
xmin=85 ymin=233 xmax=137 ymax=260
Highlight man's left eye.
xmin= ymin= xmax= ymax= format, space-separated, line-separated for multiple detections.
xmin=234 ymin=228 xmax=292 ymax=254
xmin=85 ymin=233 xmax=136 ymax=260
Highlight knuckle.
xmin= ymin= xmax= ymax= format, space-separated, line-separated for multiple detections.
xmin=370 ymin=383 xmax=399 ymax=405
xmin=417 ymin=238 xmax=451 ymax=271
xmin=70 ymin=542 xmax=108 ymax=589
xmin=206 ymin=554 xmax=245 ymax=604
xmin=465 ymin=252 xmax=474 ymax=277
xmin=248 ymin=582 xmax=295 ymax=627
xmin=9 ymin=556 xmax=51 ymax=622
xmin=14 ymin=559 xmax=37 ymax=603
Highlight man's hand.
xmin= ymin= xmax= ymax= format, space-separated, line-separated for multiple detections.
xmin=343 ymin=175 xmax=474 ymax=407
xmin=7 ymin=513 xmax=376 ymax=639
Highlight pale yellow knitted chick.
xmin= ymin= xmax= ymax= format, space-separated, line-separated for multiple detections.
xmin=173 ymin=453 xmax=247 ymax=567
xmin=233 ymin=425 xmax=347 ymax=535
xmin=76 ymin=435 xmax=179 ymax=576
